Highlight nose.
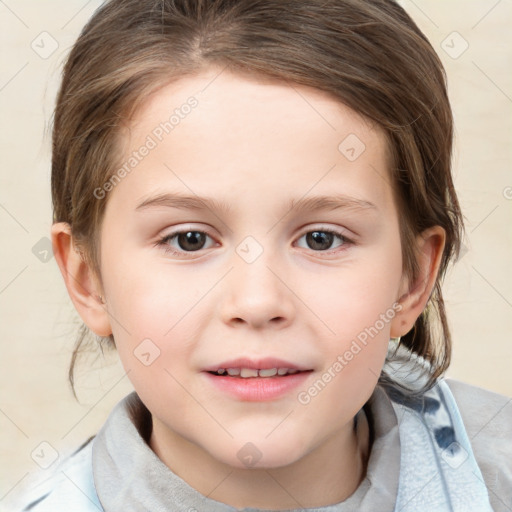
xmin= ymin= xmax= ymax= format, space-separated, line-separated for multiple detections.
xmin=218 ymin=255 xmax=295 ymax=330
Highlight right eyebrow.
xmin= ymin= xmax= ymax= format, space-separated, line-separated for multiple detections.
xmin=136 ymin=193 xmax=233 ymax=215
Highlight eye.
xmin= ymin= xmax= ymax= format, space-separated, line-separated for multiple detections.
xmin=157 ymin=229 xmax=216 ymax=256
xmin=295 ymin=228 xmax=352 ymax=252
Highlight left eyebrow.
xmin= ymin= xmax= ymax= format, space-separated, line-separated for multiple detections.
xmin=287 ymin=194 xmax=378 ymax=214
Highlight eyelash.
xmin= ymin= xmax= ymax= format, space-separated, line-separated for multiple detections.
xmin=155 ymin=226 xmax=354 ymax=258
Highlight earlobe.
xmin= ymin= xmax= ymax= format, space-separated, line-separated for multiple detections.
xmin=51 ymin=222 xmax=112 ymax=337
xmin=390 ymin=226 xmax=446 ymax=338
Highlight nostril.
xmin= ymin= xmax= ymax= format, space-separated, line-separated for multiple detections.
xmin=228 ymin=316 xmax=287 ymax=327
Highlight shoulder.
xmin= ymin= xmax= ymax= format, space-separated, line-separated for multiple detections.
xmin=445 ymin=378 xmax=512 ymax=440
xmin=8 ymin=437 xmax=103 ymax=512
xmin=445 ymin=378 xmax=512 ymax=511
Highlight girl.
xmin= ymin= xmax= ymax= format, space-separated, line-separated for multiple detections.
xmin=13 ymin=0 xmax=512 ymax=510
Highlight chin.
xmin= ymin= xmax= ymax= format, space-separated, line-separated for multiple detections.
xmin=210 ymin=436 xmax=308 ymax=470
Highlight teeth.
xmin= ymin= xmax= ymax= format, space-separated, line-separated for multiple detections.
xmin=217 ymin=367 xmax=300 ymax=377
xmin=258 ymin=368 xmax=278 ymax=377
xmin=240 ymin=368 xmax=259 ymax=378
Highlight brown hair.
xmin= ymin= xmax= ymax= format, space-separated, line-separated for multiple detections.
xmin=52 ymin=0 xmax=463 ymax=397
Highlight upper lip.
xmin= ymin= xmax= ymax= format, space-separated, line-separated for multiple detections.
xmin=203 ymin=357 xmax=312 ymax=372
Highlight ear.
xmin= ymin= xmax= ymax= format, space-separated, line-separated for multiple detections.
xmin=390 ymin=226 xmax=446 ymax=338
xmin=51 ymin=222 xmax=112 ymax=337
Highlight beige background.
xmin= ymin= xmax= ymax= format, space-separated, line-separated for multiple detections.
xmin=1 ymin=0 xmax=511 ymax=508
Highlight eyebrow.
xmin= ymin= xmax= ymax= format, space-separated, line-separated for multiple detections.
xmin=136 ymin=193 xmax=232 ymax=214
xmin=288 ymin=195 xmax=377 ymax=213
xmin=135 ymin=193 xmax=377 ymax=215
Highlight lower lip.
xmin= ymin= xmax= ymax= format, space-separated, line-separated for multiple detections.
xmin=203 ymin=371 xmax=312 ymax=401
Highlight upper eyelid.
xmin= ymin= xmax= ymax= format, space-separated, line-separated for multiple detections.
xmin=295 ymin=228 xmax=354 ymax=247
xmin=297 ymin=224 xmax=353 ymax=240
xmin=160 ymin=227 xmax=217 ymax=241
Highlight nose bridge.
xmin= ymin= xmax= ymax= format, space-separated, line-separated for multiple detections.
xmin=219 ymin=241 xmax=294 ymax=328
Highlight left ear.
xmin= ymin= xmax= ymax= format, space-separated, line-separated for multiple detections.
xmin=390 ymin=226 xmax=446 ymax=338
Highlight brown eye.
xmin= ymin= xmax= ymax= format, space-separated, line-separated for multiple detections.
xmin=158 ymin=229 xmax=215 ymax=256
xmin=296 ymin=229 xmax=349 ymax=252
xmin=175 ymin=231 xmax=207 ymax=251
xmin=306 ymin=231 xmax=335 ymax=251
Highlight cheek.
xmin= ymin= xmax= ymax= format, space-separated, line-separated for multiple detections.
xmin=99 ymin=253 xmax=207 ymax=389
xmin=295 ymin=284 xmax=396 ymax=433
xmin=102 ymin=249 xmax=203 ymax=336
xmin=301 ymin=246 xmax=402 ymax=392
xmin=309 ymin=256 xmax=402 ymax=342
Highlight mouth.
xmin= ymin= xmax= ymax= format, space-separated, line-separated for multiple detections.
xmin=207 ymin=367 xmax=311 ymax=378
xmin=202 ymin=358 xmax=314 ymax=401
xmin=203 ymin=357 xmax=313 ymax=377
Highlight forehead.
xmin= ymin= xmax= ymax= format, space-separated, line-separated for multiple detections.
xmin=110 ymin=67 xmax=395 ymax=216
xmin=128 ymin=67 xmax=384 ymax=150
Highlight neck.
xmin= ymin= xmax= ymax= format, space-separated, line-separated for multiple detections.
xmin=150 ymin=409 xmax=370 ymax=509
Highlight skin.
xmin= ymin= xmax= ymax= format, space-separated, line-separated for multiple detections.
xmin=52 ymin=67 xmax=445 ymax=509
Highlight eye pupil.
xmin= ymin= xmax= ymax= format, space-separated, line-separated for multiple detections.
xmin=178 ymin=231 xmax=206 ymax=251
xmin=307 ymin=231 xmax=334 ymax=250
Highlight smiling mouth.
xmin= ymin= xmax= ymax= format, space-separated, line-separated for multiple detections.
xmin=207 ymin=368 xmax=313 ymax=378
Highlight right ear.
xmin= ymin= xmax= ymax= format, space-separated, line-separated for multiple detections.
xmin=51 ymin=222 xmax=112 ymax=337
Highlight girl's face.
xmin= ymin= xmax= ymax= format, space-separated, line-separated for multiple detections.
xmin=99 ymin=67 xmax=405 ymax=469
